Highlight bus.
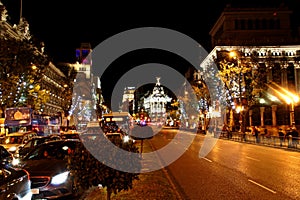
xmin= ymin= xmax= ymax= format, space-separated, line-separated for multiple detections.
xmin=4 ymin=107 xmax=61 ymax=136
xmin=100 ymin=112 xmax=133 ymax=133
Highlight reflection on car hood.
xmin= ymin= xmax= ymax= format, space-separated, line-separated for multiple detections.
xmin=1 ymin=144 xmax=22 ymax=150
xmin=22 ymin=159 xmax=67 ymax=176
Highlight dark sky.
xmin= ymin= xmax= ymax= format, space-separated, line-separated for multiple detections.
xmin=3 ymin=0 xmax=298 ymax=63
xmin=3 ymin=0 xmax=228 ymax=61
xmin=2 ymin=0 xmax=300 ymax=109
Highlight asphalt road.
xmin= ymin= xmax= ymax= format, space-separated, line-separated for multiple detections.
xmin=148 ymin=127 xmax=300 ymax=200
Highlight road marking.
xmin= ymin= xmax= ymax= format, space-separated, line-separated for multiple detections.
xmin=202 ymin=157 xmax=212 ymax=162
xmin=215 ymin=147 xmax=222 ymax=150
xmin=246 ymin=156 xmax=260 ymax=161
xmin=248 ymin=179 xmax=276 ymax=194
xmin=290 ymin=156 xmax=300 ymax=159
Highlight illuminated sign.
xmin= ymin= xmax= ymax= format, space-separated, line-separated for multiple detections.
xmin=5 ymin=107 xmax=31 ymax=121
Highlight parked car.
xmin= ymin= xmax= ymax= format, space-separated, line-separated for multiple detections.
xmin=105 ymin=132 xmax=135 ymax=143
xmin=17 ymin=140 xmax=81 ymax=199
xmin=0 ymin=164 xmax=32 ymax=200
xmin=1 ymin=131 xmax=37 ymax=154
xmin=16 ymin=135 xmax=62 ymax=158
xmin=0 ymin=145 xmax=14 ymax=165
xmin=105 ymin=132 xmax=123 ymax=141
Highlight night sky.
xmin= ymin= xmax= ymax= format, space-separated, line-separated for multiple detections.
xmin=2 ymin=0 xmax=300 ymax=109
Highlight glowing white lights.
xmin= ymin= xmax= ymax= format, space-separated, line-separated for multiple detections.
xmin=50 ymin=171 xmax=69 ymax=185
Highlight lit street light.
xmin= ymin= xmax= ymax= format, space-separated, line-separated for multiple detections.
xmin=67 ymin=115 xmax=71 ymax=131
xmin=285 ymin=96 xmax=299 ymax=127
xmin=267 ymin=82 xmax=299 ymax=127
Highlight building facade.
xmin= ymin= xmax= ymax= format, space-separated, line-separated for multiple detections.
xmin=199 ymin=3 xmax=300 ymax=132
xmin=67 ymin=43 xmax=104 ymax=129
xmin=143 ymin=77 xmax=172 ymax=122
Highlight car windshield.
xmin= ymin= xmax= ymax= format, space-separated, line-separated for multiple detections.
xmin=4 ymin=136 xmax=23 ymax=144
xmin=24 ymin=141 xmax=77 ymax=160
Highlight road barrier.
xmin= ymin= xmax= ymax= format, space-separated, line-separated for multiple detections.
xmin=210 ymin=131 xmax=300 ymax=150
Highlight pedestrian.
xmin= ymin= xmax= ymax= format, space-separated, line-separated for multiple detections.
xmin=286 ymin=128 xmax=293 ymax=148
xmin=291 ymin=127 xmax=299 ymax=148
xmin=278 ymin=128 xmax=285 ymax=147
xmin=254 ymin=126 xmax=260 ymax=143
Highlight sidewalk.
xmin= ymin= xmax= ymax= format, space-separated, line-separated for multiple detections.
xmin=82 ymin=139 xmax=180 ymax=200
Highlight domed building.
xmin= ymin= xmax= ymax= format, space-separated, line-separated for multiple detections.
xmin=143 ymin=77 xmax=172 ymax=123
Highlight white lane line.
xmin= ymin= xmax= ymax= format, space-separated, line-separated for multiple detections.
xmin=202 ymin=157 xmax=212 ymax=162
xmin=246 ymin=156 xmax=260 ymax=161
xmin=215 ymin=147 xmax=222 ymax=150
xmin=248 ymin=179 xmax=276 ymax=194
xmin=290 ymin=156 xmax=300 ymax=159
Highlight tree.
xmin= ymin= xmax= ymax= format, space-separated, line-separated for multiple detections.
xmin=214 ymin=49 xmax=268 ymax=131
xmin=0 ymin=36 xmax=49 ymax=115
xmin=66 ymin=132 xmax=141 ymax=200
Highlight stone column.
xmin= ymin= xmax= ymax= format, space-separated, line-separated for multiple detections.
xmin=295 ymin=63 xmax=300 ymax=94
xmin=271 ymin=105 xmax=277 ymax=126
xmin=266 ymin=65 xmax=272 ymax=83
xmin=282 ymin=67 xmax=288 ymax=88
xmin=260 ymin=107 xmax=265 ymax=127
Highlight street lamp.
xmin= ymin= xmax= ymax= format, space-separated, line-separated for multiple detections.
xmin=31 ymin=65 xmax=37 ymax=70
xmin=235 ymin=105 xmax=245 ymax=132
xmin=267 ymin=83 xmax=299 ymax=127
xmin=229 ymin=51 xmax=246 ymax=134
xmin=285 ymin=96 xmax=299 ymax=127
xmin=67 ymin=115 xmax=71 ymax=131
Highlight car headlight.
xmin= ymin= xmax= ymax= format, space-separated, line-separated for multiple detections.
xmin=123 ymin=135 xmax=130 ymax=143
xmin=12 ymin=158 xmax=20 ymax=166
xmin=51 ymin=171 xmax=69 ymax=185
xmin=8 ymin=146 xmax=17 ymax=152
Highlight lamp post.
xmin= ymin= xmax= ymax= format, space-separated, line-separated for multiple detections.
xmin=229 ymin=51 xmax=246 ymax=135
xmin=67 ymin=115 xmax=71 ymax=131
xmin=285 ymin=96 xmax=299 ymax=127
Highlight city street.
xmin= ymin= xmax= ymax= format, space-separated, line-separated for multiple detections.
xmin=148 ymin=128 xmax=300 ymax=200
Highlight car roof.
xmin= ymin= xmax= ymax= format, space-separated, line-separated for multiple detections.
xmin=27 ymin=139 xmax=80 ymax=151
xmin=106 ymin=132 xmax=122 ymax=136
xmin=7 ymin=132 xmax=36 ymax=136
xmin=31 ymin=136 xmax=47 ymax=139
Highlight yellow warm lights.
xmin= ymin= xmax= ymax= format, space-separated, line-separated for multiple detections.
xmin=229 ymin=51 xmax=237 ymax=58
xmin=235 ymin=105 xmax=244 ymax=113
xmin=267 ymin=83 xmax=299 ymax=105
xmin=31 ymin=65 xmax=37 ymax=70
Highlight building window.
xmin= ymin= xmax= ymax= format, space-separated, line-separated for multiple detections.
xmin=275 ymin=19 xmax=280 ymax=29
xmin=269 ymin=19 xmax=275 ymax=29
xmin=240 ymin=19 xmax=246 ymax=30
xmin=272 ymin=63 xmax=281 ymax=85
xmin=255 ymin=19 xmax=260 ymax=29
xmin=287 ymin=63 xmax=295 ymax=92
xmin=258 ymin=63 xmax=267 ymax=83
xmin=235 ymin=20 xmax=238 ymax=29
xmin=248 ymin=20 xmax=253 ymax=30
xmin=262 ymin=19 xmax=267 ymax=29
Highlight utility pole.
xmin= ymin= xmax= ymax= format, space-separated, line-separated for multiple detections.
xmin=19 ymin=0 xmax=22 ymax=22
